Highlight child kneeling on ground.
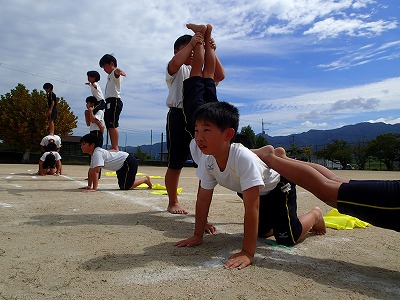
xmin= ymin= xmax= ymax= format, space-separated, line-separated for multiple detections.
xmin=79 ymin=133 xmax=152 ymax=192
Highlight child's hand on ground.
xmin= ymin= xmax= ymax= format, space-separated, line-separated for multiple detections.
xmin=224 ymin=251 xmax=253 ymax=270
xmin=174 ymin=235 xmax=203 ymax=247
xmin=205 ymin=223 xmax=217 ymax=234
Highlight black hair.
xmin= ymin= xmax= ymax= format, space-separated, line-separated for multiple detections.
xmin=174 ymin=34 xmax=192 ymax=51
xmin=80 ymin=133 xmax=99 ymax=146
xmin=43 ymin=82 xmax=53 ymax=90
xmin=85 ymin=96 xmax=98 ymax=105
xmin=232 ymin=133 xmax=255 ymax=149
xmin=193 ymin=101 xmax=239 ymax=134
xmin=87 ymin=70 xmax=101 ymax=82
xmin=99 ymin=54 xmax=117 ymax=67
xmin=46 ymin=141 xmax=57 ymax=152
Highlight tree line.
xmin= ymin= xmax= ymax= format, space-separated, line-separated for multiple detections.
xmin=239 ymin=125 xmax=400 ymax=171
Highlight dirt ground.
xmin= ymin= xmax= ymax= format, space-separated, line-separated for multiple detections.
xmin=0 ymin=164 xmax=399 ymax=300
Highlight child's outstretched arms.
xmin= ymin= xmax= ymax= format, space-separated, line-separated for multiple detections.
xmin=174 ymin=187 xmax=214 ymax=247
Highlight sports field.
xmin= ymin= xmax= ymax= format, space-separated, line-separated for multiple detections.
xmin=0 ymin=164 xmax=399 ymax=299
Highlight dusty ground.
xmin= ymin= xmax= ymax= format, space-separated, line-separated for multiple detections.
xmin=0 ymin=164 xmax=399 ymax=300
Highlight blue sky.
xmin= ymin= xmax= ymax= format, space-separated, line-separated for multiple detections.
xmin=0 ymin=0 xmax=399 ymax=147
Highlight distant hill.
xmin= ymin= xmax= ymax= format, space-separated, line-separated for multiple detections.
xmin=264 ymin=122 xmax=400 ymax=149
xmin=127 ymin=122 xmax=400 ymax=157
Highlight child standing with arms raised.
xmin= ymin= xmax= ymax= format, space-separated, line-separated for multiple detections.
xmin=99 ymin=54 xmax=126 ymax=151
xmin=164 ymin=23 xmax=225 ymax=214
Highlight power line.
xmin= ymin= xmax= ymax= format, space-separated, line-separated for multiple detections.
xmin=0 ymin=62 xmax=84 ymax=87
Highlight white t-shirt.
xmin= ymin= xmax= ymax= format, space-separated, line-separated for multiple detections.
xmin=105 ymin=69 xmax=122 ymax=99
xmin=89 ymin=82 xmax=104 ymax=101
xmin=89 ymin=110 xmax=105 ymax=131
xmin=40 ymin=135 xmax=62 ymax=148
xmin=40 ymin=151 xmax=62 ymax=161
xmin=194 ymin=142 xmax=280 ymax=195
xmin=90 ymin=148 xmax=129 ymax=171
xmin=165 ymin=64 xmax=191 ymax=108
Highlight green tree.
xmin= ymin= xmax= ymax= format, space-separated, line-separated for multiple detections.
xmin=134 ymin=146 xmax=150 ymax=163
xmin=314 ymin=139 xmax=353 ymax=169
xmin=352 ymin=141 xmax=369 ymax=170
xmin=254 ymin=134 xmax=268 ymax=148
xmin=368 ymin=133 xmax=400 ymax=171
xmin=0 ymin=84 xmax=77 ymax=161
xmin=239 ymin=125 xmax=256 ymax=144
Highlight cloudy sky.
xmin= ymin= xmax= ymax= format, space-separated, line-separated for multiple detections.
xmin=1 ymin=0 xmax=399 ymax=146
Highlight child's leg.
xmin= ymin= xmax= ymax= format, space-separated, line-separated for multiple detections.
xmin=202 ymin=24 xmax=216 ymax=79
xmin=165 ymin=168 xmax=188 ymax=214
xmin=108 ymin=128 xmax=119 ymax=151
xmin=254 ymin=146 xmax=341 ymax=207
xmin=49 ymin=119 xmax=55 ymax=135
xmin=186 ymin=23 xmax=207 ymax=77
xmin=131 ymin=175 xmax=152 ymax=189
xmin=274 ymin=147 xmax=347 ymax=184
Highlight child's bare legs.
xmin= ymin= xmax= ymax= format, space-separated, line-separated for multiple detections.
xmin=131 ymin=175 xmax=152 ymax=189
xmin=274 ymin=147 xmax=347 ymax=184
xmin=108 ymin=128 xmax=119 ymax=151
xmin=186 ymin=23 xmax=206 ymax=77
xmin=49 ymin=119 xmax=55 ymax=136
xmin=203 ymin=24 xmax=216 ymax=79
xmin=253 ymin=146 xmax=341 ymax=207
xmin=165 ymin=168 xmax=188 ymax=214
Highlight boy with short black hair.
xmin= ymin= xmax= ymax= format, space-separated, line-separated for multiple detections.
xmin=79 ymin=133 xmax=151 ymax=192
xmin=43 ymin=82 xmax=57 ymax=135
xmin=39 ymin=141 xmax=62 ymax=176
xmin=84 ymin=96 xmax=105 ymax=148
xmin=165 ymin=23 xmax=225 ymax=215
xmin=175 ymin=101 xmax=325 ymax=270
xmin=99 ymin=54 xmax=126 ymax=151
xmin=86 ymin=70 xmax=105 ymax=114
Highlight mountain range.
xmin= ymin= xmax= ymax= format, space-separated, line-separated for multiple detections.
xmin=126 ymin=122 xmax=400 ymax=158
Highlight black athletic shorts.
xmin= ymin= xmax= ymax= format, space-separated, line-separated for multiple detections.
xmin=116 ymin=154 xmax=138 ymax=190
xmin=238 ymin=177 xmax=302 ymax=246
xmin=183 ymin=76 xmax=218 ymax=133
xmin=48 ymin=106 xmax=58 ymax=121
xmin=337 ymin=180 xmax=400 ymax=232
xmin=90 ymin=130 xmax=104 ymax=148
xmin=166 ymin=107 xmax=193 ymax=170
xmin=105 ymin=97 xmax=123 ymax=128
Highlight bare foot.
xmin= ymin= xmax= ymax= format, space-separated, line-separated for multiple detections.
xmin=145 ymin=176 xmax=152 ymax=189
xmin=310 ymin=207 xmax=326 ymax=235
xmin=259 ymin=229 xmax=273 ymax=238
xmin=274 ymin=147 xmax=287 ymax=158
xmin=167 ymin=203 xmax=188 ymax=214
xmin=186 ymin=23 xmax=207 ymax=35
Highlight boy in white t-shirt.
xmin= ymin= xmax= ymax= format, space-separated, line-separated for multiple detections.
xmin=84 ymin=96 xmax=105 ymax=148
xmin=175 ymin=102 xmax=326 ymax=270
xmin=79 ymin=134 xmax=151 ymax=192
xmin=86 ymin=70 xmax=105 ymax=114
xmin=38 ymin=142 xmax=62 ymax=176
xmin=99 ymin=54 xmax=126 ymax=151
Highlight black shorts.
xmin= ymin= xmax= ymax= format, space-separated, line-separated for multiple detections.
xmin=104 ymin=97 xmax=123 ymax=128
xmin=258 ymin=178 xmax=302 ymax=246
xmin=116 ymin=154 xmax=138 ymax=190
xmin=90 ymin=130 xmax=103 ymax=148
xmin=48 ymin=106 xmax=58 ymax=121
xmin=183 ymin=76 xmax=218 ymax=133
xmin=337 ymin=180 xmax=400 ymax=231
xmin=166 ymin=108 xmax=193 ymax=170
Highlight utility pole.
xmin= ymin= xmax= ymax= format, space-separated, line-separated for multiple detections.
xmin=262 ymin=119 xmax=270 ymax=135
